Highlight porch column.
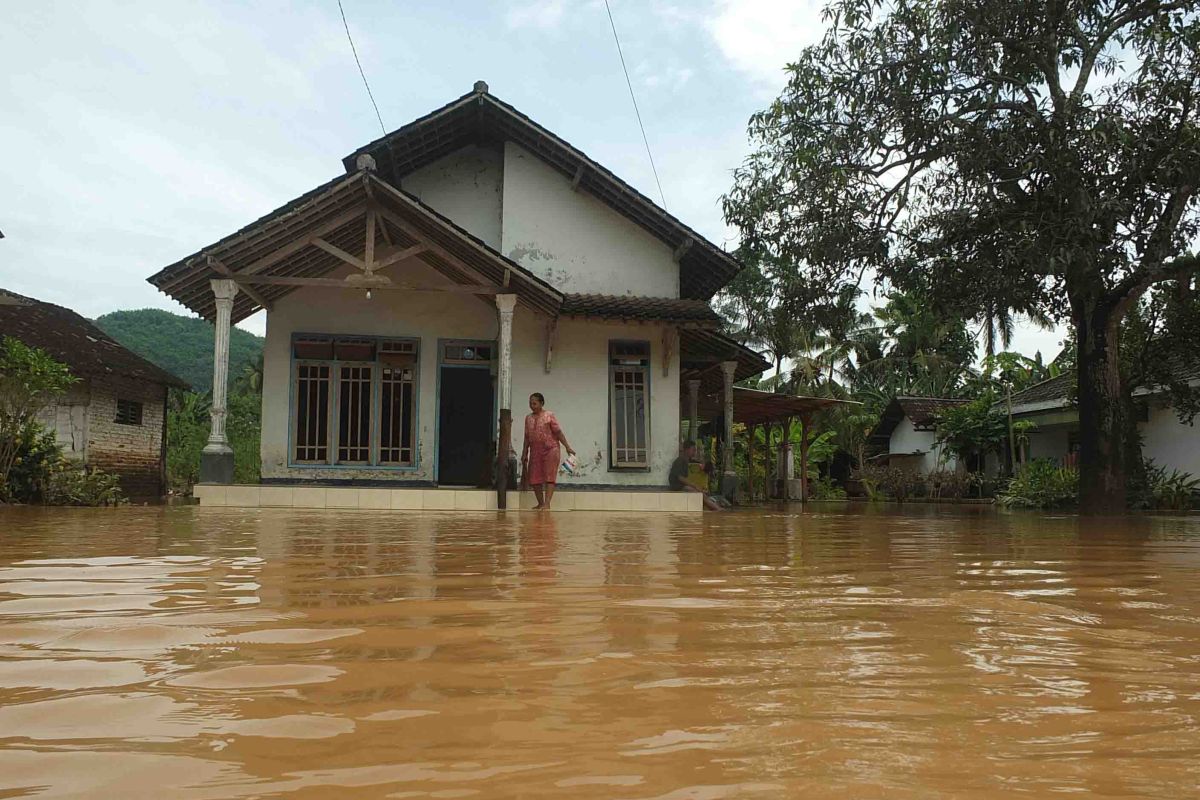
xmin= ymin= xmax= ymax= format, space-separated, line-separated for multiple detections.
xmin=199 ymin=279 xmax=238 ymax=484
xmin=687 ymin=379 xmax=700 ymax=442
xmin=720 ymin=360 xmax=738 ymax=499
xmin=495 ymin=293 xmax=517 ymax=509
xmin=798 ymin=411 xmax=812 ymax=504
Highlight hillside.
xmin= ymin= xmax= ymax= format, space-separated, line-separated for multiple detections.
xmin=95 ymin=308 xmax=263 ymax=393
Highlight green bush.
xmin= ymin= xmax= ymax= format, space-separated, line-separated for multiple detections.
xmin=45 ymin=463 xmax=125 ymax=506
xmin=927 ymin=469 xmax=978 ymax=500
xmin=810 ymin=475 xmax=848 ymax=500
xmin=4 ymin=425 xmax=60 ymax=503
xmin=998 ymin=460 xmax=1079 ymax=509
xmin=1144 ymin=461 xmax=1200 ymax=510
xmin=856 ymin=464 xmax=925 ymax=502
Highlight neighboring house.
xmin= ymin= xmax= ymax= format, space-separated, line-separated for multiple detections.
xmin=0 ymin=289 xmax=188 ymax=498
xmin=870 ymin=397 xmax=968 ymax=473
xmin=146 ymin=81 xmax=766 ymax=505
xmin=999 ymin=366 xmax=1200 ymax=476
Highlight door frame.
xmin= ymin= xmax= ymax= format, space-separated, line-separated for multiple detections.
xmin=433 ymin=338 xmax=498 ymax=485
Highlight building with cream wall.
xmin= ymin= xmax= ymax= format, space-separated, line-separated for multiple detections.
xmin=149 ymin=82 xmax=766 ymax=503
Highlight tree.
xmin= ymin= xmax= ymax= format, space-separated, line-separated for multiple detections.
xmin=724 ymin=0 xmax=1200 ymax=512
xmin=0 ymin=337 xmax=76 ymax=499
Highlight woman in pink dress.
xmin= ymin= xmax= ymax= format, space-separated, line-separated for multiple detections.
xmin=521 ymin=392 xmax=574 ymax=510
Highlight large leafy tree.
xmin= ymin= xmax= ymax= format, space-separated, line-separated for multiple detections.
xmin=725 ymin=0 xmax=1200 ymax=512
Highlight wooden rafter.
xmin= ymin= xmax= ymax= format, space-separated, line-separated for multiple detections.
xmin=311 ymin=236 xmax=367 ymax=271
xmin=232 ymin=274 xmax=499 ymax=293
xmin=373 ymin=207 xmax=498 ymax=289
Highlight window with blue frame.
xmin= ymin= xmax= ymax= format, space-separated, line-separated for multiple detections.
xmin=291 ymin=336 xmax=418 ymax=467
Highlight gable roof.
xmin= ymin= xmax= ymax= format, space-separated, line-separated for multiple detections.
xmin=146 ymin=172 xmax=562 ymax=323
xmin=561 ymin=294 xmax=722 ymax=326
xmin=341 ymin=82 xmax=742 ymax=301
xmin=1008 ymin=373 xmax=1073 ymax=414
xmin=872 ymin=396 xmax=968 ymax=442
xmin=0 ymin=290 xmax=187 ymax=389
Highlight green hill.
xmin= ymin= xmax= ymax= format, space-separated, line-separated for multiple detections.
xmin=95 ymin=309 xmax=263 ymax=393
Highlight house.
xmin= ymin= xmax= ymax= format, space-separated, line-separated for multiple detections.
xmin=0 ymin=289 xmax=188 ymax=498
xmin=1001 ymin=368 xmax=1200 ymax=476
xmin=146 ymin=82 xmax=768 ymax=511
xmin=870 ymin=397 xmax=968 ymax=473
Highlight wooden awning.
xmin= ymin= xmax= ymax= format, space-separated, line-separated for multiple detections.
xmin=147 ymin=171 xmax=563 ymax=324
xmin=695 ymin=387 xmax=858 ymax=426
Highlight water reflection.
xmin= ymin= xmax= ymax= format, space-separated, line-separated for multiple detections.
xmin=0 ymin=505 xmax=1199 ymax=798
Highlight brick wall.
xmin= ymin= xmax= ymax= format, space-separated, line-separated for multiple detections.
xmin=36 ymin=381 xmax=91 ymax=460
xmin=86 ymin=375 xmax=167 ymax=499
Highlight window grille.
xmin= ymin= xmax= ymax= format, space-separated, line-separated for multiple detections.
xmin=609 ymin=341 xmax=650 ymax=468
xmin=291 ymin=337 xmax=418 ymax=467
xmin=115 ymin=399 xmax=143 ymax=426
xmin=379 ymin=365 xmax=416 ymax=465
xmin=442 ymin=342 xmax=493 ymax=364
xmin=294 ymin=364 xmax=330 ymax=462
xmin=337 ymin=365 xmax=373 ymax=463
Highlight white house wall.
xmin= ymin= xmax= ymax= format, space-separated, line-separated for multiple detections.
xmin=1140 ymin=399 xmax=1200 ymax=476
xmin=1028 ymin=425 xmax=1071 ymax=462
xmin=889 ymin=417 xmax=954 ymax=473
xmin=399 ymin=145 xmax=504 ymax=250
xmin=259 ymin=264 xmax=680 ymax=486
xmin=500 ymin=142 xmax=679 ymax=296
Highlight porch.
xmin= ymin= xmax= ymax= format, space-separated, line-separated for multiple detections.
xmin=193 ymin=485 xmax=702 ymax=512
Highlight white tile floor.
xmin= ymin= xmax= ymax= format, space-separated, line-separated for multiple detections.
xmin=192 ymin=485 xmax=703 ymax=512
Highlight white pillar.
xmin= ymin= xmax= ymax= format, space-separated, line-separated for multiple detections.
xmin=200 ymin=279 xmax=238 ymax=483
xmin=496 ymin=294 xmax=517 ymax=411
xmin=687 ymin=379 xmax=701 ymax=442
xmin=495 ymin=293 xmax=518 ymax=508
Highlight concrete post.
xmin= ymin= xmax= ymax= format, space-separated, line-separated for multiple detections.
xmin=720 ymin=360 xmax=738 ymax=499
xmin=495 ymin=293 xmax=517 ymax=508
xmin=687 ymin=378 xmax=700 ymax=442
xmin=200 ymin=279 xmax=238 ymax=484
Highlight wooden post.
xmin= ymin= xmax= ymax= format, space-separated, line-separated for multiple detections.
xmin=747 ymin=424 xmax=756 ymax=504
xmin=687 ymin=379 xmax=701 ymax=443
xmin=799 ymin=411 xmax=812 ymax=504
xmin=495 ymin=294 xmax=517 ymax=509
xmin=199 ymin=279 xmax=238 ymax=484
xmin=720 ymin=361 xmax=737 ymax=499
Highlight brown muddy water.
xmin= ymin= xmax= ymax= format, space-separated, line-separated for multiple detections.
xmin=1 ymin=506 xmax=1199 ymax=798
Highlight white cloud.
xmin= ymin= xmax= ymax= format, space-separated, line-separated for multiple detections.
xmin=705 ymin=0 xmax=827 ymax=90
xmin=505 ymin=0 xmax=568 ymax=30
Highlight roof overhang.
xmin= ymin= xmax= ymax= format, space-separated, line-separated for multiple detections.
xmin=341 ymin=86 xmax=742 ymax=301
xmin=147 ymin=172 xmax=563 ymax=324
xmin=694 ymin=387 xmax=859 ymax=426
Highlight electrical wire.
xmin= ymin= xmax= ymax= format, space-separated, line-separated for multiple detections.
xmin=337 ymin=0 xmax=386 ymax=135
xmin=602 ymin=0 xmax=667 ymax=210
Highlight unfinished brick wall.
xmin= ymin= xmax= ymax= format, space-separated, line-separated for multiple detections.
xmin=86 ymin=375 xmax=167 ymax=499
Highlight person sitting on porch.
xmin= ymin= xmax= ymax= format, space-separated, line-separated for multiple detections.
xmin=670 ymin=441 xmax=724 ymax=511
xmin=522 ymin=393 xmax=575 ymax=510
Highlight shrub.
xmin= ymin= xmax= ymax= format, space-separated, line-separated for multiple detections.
xmin=4 ymin=425 xmax=60 ymax=503
xmin=44 ymin=463 xmax=125 ymax=507
xmin=857 ymin=464 xmax=925 ymax=502
xmin=926 ymin=469 xmax=978 ymax=500
xmin=1143 ymin=461 xmax=1200 ymax=510
xmin=810 ymin=475 xmax=847 ymax=500
xmin=998 ymin=460 xmax=1078 ymax=509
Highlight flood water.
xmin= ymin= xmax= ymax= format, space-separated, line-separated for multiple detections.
xmin=2 ymin=506 xmax=1200 ymax=798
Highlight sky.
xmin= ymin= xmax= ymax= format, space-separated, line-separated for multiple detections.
xmin=0 ymin=0 xmax=1063 ymax=359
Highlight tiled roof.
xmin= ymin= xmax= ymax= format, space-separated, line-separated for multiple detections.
xmin=560 ymin=294 xmax=722 ymax=325
xmin=0 ymin=290 xmax=188 ymax=388
xmin=1008 ymin=373 xmax=1072 ymax=409
xmin=871 ymin=396 xmax=968 ymax=442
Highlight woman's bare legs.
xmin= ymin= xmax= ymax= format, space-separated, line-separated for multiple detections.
xmin=543 ymin=483 xmax=555 ymax=509
xmin=533 ymin=485 xmax=545 ymax=509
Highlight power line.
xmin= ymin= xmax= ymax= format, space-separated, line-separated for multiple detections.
xmin=337 ymin=0 xmax=386 ymax=135
xmin=602 ymin=0 xmax=667 ymax=210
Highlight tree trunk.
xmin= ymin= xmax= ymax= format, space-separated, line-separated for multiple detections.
xmin=1074 ymin=300 xmax=1127 ymax=513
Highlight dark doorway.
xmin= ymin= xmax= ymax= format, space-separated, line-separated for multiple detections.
xmin=438 ymin=367 xmax=494 ymax=486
